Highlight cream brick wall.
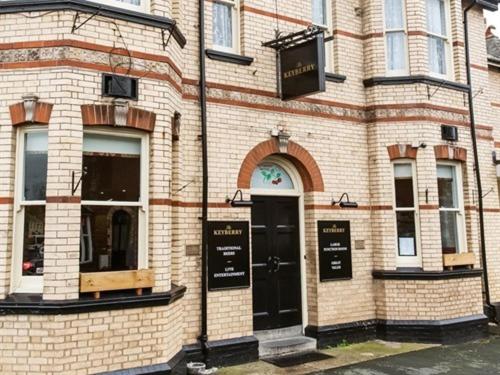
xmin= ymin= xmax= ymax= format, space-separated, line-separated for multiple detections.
xmin=1 ymin=0 xmax=500 ymax=373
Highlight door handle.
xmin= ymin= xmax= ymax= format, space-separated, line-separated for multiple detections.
xmin=272 ymin=256 xmax=281 ymax=273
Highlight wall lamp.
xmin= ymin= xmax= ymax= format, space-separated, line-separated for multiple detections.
xmin=226 ymin=190 xmax=253 ymax=207
xmin=332 ymin=193 xmax=358 ymax=208
xmin=493 ymin=151 xmax=500 ymax=166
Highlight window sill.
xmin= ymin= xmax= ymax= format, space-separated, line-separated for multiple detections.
xmin=0 ymin=0 xmax=186 ymax=48
xmin=0 ymin=284 xmax=186 ymax=315
xmin=363 ymin=75 xmax=469 ymax=93
xmin=205 ymin=49 xmax=254 ymax=66
xmin=325 ymin=72 xmax=347 ymax=83
xmin=372 ymin=268 xmax=483 ymax=280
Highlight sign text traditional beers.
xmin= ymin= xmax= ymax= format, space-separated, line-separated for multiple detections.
xmin=279 ymin=34 xmax=326 ymax=101
xmin=208 ymin=221 xmax=250 ymax=290
xmin=317 ymin=221 xmax=352 ymax=281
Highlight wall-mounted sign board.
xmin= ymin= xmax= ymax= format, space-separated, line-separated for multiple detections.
xmin=318 ymin=221 xmax=352 ymax=281
xmin=279 ymin=34 xmax=326 ymax=101
xmin=208 ymin=221 xmax=250 ymax=291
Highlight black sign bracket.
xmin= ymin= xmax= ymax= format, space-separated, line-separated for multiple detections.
xmin=262 ymin=25 xmax=323 ymax=51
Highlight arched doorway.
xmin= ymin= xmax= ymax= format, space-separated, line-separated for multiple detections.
xmin=250 ymin=156 xmax=307 ymax=332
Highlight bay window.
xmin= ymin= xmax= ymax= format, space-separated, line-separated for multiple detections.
xmin=437 ymin=163 xmax=465 ymax=254
xmin=213 ymin=0 xmax=240 ymax=53
xmin=393 ymin=162 xmax=421 ymax=267
xmin=312 ymin=0 xmax=333 ymax=72
xmin=80 ymin=131 xmax=148 ymax=273
xmin=385 ymin=0 xmax=408 ymax=75
xmin=12 ymin=129 xmax=48 ymax=293
xmin=426 ymin=0 xmax=451 ymax=77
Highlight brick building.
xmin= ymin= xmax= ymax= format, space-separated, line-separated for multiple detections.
xmin=0 ymin=0 xmax=500 ymax=373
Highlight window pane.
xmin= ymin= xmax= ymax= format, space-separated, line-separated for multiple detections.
xmin=440 ymin=211 xmax=459 ymax=253
xmin=82 ymin=134 xmax=141 ymax=202
xmin=22 ymin=205 xmax=45 ymax=276
xmin=394 ymin=164 xmax=414 ymax=207
xmin=24 ymin=132 xmax=48 ymax=201
xmin=428 ymin=36 xmax=447 ymax=75
xmin=386 ymin=32 xmax=406 ymax=72
xmin=251 ymin=163 xmax=294 ymax=190
xmin=213 ymin=2 xmax=233 ymax=48
xmin=427 ymin=0 xmax=446 ymax=36
xmin=396 ymin=211 xmax=417 ymax=256
xmin=385 ymin=0 xmax=404 ymax=29
xmin=437 ymin=165 xmax=458 ymax=208
xmin=312 ymin=0 xmax=327 ymax=26
xmin=80 ymin=206 xmax=139 ymax=272
xmin=114 ymin=0 xmax=140 ymax=4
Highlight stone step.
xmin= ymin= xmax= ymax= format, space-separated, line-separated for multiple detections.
xmin=254 ymin=325 xmax=303 ymax=342
xmin=259 ymin=336 xmax=317 ymax=358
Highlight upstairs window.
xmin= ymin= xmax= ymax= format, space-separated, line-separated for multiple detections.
xmin=385 ymin=0 xmax=408 ymax=75
xmin=437 ymin=164 xmax=465 ymax=254
xmin=312 ymin=0 xmax=333 ymax=72
xmin=213 ymin=0 xmax=240 ymax=53
xmin=93 ymin=0 xmax=146 ymax=12
xmin=80 ymin=131 xmax=148 ymax=273
xmin=426 ymin=0 xmax=451 ymax=77
xmin=393 ymin=162 xmax=421 ymax=267
xmin=13 ymin=129 xmax=48 ymax=293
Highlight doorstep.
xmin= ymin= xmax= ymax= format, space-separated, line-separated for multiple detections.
xmin=217 ymin=340 xmax=435 ymax=375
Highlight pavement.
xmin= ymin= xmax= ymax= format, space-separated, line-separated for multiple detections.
xmin=313 ymin=335 xmax=500 ymax=375
xmin=218 ymin=330 xmax=500 ymax=375
xmin=217 ymin=341 xmax=435 ymax=375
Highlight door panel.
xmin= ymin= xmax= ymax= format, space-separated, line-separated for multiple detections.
xmin=252 ymin=195 xmax=301 ymax=331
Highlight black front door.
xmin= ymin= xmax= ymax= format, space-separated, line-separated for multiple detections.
xmin=251 ymin=195 xmax=302 ymax=331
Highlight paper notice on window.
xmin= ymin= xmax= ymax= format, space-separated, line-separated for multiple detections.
xmin=399 ymin=237 xmax=415 ymax=256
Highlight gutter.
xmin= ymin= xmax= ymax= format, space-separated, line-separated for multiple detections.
xmin=198 ymin=0 xmax=210 ymax=365
xmin=463 ymin=0 xmax=494 ymax=317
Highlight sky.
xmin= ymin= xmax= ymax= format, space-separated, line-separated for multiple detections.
xmin=485 ymin=10 xmax=500 ymax=35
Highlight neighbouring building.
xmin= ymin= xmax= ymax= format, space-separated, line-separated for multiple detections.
xmin=0 ymin=0 xmax=500 ymax=373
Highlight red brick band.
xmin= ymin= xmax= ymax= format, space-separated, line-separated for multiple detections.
xmin=46 ymin=196 xmax=81 ymax=204
xmin=0 ymin=197 xmax=14 ymax=204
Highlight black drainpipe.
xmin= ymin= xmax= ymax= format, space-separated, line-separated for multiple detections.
xmin=463 ymin=0 xmax=493 ymax=315
xmin=198 ymin=0 xmax=210 ymax=363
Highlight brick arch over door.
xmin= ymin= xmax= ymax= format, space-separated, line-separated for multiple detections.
xmin=237 ymin=139 xmax=325 ymax=192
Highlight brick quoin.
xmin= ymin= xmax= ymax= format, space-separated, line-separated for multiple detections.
xmin=237 ymin=139 xmax=325 ymax=192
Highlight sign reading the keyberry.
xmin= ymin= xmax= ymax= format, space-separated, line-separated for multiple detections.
xmin=208 ymin=221 xmax=250 ymax=291
xmin=280 ymin=34 xmax=326 ymax=101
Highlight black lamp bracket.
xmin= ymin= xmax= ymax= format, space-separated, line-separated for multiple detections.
xmin=493 ymin=151 xmax=500 ymax=165
xmin=226 ymin=189 xmax=253 ymax=207
xmin=71 ymin=168 xmax=87 ymax=196
xmin=332 ymin=192 xmax=359 ymax=208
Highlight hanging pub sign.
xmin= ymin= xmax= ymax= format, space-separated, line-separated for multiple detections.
xmin=317 ymin=221 xmax=352 ymax=281
xmin=279 ymin=33 xmax=326 ymax=101
xmin=208 ymin=221 xmax=250 ymax=291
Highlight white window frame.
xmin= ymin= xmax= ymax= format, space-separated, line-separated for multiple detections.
xmin=392 ymin=160 xmax=422 ymax=268
xmin=426 ymin=0 xmax=453 ymax=79
xmin=91 ymin=0 xmax=149 ymax=12
xmin=311 ymin=0 xmax=333 ymax=73
xmin=383 ymin=0 xmax=409 ymax=76
xmin=11 ymin=127 xmax=48 ymax=294
xmin=212 ymin=0 xmax=240 ymax=54
xmin=437 ymin=162 xmax=467 ymax=254
xmin=81 ymin=128 xmax=149 ymax=271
